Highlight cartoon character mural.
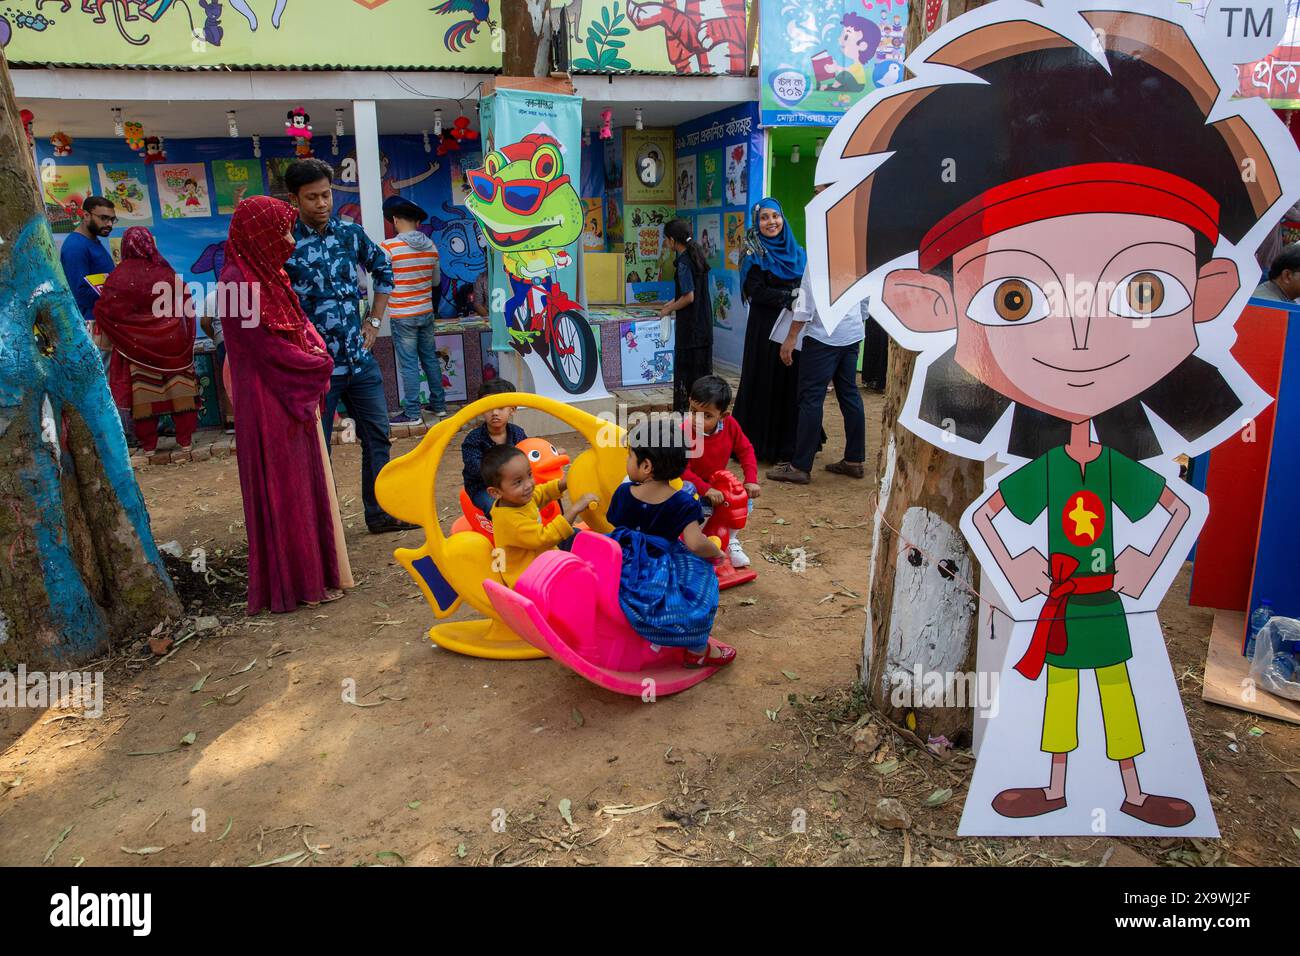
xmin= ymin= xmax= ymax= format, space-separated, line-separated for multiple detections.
xmin=228 ymin=0 xmax=287 ymax=31
xmin=465 ymin=133 xmax=600 ymax=395
xmin=430 ymin=0 xmax=493 ymax=51
xmin=817 ymin=12 xmax=881 ymax=91
xmin=333 ymin=150 xmax=440 ymax=236
xmin=425 ymin=201 xmax=487 ymax=318
xmin=808 ymin=0 xmax=1300 ymax=836
xmin=624 ymin=0 xmax=747 ymax=74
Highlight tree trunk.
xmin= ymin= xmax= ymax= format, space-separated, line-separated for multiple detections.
xmin=863 ymin=0 xmax=989 ymax=745
xmin=502 ymin=0 xmax=554 ymax=78
xmin=0 ymin=49 xmax=180 ymax=668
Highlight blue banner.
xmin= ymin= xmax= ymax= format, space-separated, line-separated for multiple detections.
xmin=472 ymin=88 xmax=608 ymax=400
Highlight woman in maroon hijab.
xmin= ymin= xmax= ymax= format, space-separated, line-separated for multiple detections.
xmin=92 ymin=227 xmax=199 ymax=457
xmin=219 ymin=196 xmax=353 ymax=614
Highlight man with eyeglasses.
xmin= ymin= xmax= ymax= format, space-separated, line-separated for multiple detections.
xmin=60 ymin=196 xmax=118 ymax=325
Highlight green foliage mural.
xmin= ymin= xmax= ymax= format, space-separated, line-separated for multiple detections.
xmin=574 ymin=3 xmax=634 ymax=72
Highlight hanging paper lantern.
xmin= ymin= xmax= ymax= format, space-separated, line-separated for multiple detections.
xmin=599 ymin=109 xmax=613 ymax=141
xmin=19 ymin=108 xmax=34 ymax=147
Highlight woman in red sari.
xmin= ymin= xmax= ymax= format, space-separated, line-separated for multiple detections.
xmin=219 ymin=196 xmax=353 ymax=614
xmin=92 ymin=227 xmax=199 ymax=457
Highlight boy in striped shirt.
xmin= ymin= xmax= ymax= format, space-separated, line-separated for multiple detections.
xmin=381 ymin=196 xmax=447 ymax=422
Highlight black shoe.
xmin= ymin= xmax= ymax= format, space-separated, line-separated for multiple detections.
xmin=368 ymin=516 xmax=419 ymax=534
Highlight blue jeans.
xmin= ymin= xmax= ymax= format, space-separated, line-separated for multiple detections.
xmin=322 ymin=359 xmax=393 ymax=527
xmin=391 ymin=313 xmax=446 ymax=416
xmin=793 ymin=337 xmax=866 ymax=474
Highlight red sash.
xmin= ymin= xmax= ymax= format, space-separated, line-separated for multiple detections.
xmin=1013 ymin=553 xmax=1114 ymax=681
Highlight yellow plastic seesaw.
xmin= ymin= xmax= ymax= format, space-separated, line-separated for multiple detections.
xmin=373 ymin=392 xmax=630 ymax=660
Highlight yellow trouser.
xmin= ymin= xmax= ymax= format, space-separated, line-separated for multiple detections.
xmin=1040 ymin=662 xmax=1144 ymax=761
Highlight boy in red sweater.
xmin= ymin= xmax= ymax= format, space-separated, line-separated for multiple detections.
xmin=682 ymin=375 xmax=760 ymax=568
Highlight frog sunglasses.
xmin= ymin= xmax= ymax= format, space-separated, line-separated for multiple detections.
xmin=467 ymin=169 xmax=571 ymax=217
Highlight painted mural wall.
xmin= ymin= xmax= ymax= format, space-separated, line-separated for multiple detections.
xmin=569 ymin=0 xmax=748 ymax=74
xmin=0 ymin=0 xmax=748 ymax=74
xmin=0 ymin=0 xmax=501 ymax=69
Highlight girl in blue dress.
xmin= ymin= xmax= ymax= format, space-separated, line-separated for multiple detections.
xmin=606 ymin=438 xmax=736 ymax=668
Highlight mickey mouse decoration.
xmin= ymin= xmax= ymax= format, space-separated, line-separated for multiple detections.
xmin=286 ymin=107 xmax=313 ymax=158
xmin=141 ymin=136 xmax=167 ymax=165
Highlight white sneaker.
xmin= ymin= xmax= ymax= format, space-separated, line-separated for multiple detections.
xmin=728 ymin=537 xmax=751 ymax=568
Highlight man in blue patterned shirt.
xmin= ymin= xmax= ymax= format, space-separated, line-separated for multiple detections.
xmin=283 ymin=158 xmax=415 ymax=534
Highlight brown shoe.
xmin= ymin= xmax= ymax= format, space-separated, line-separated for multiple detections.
xmin=992 ymin=787 xmax=1067 ymax=818
xmin=1120 ymin=794 xmax=1195 ymax=828
xmin=825 ymin=459 xmax=865 ymax=479
xmin=766 ymin=463 xmax=810 ymax=484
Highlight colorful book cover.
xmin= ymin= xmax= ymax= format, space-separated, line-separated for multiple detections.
xmin=675 ymin=153 xmax=697 ymax=211
xmin=96 ymin=163 xmax=154 ymax=227
xmin=211 ymin=159 xmax=264 ymax=214
xmin=40 ymin=164 xmax=93 ymax=234
xmin=155 ymin=163 xmax=212 ymax=219
xmin=699 ymin=149 xmax=724 ymax=208
xmin=724 ymin=212 xmax=745 ymax=271
xmin=582 ymin=197 xmax=606 ymax=251
xmin=696 ymin=213 xmax=722 ymax=271
xmin=725 ymin=143 xmax=748 ymax=207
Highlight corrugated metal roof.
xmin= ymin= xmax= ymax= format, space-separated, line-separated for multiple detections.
xmin=6 ymin=61 xmax=501 ymax=72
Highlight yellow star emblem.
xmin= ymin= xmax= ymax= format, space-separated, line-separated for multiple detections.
xmin=1068 ymin=495 xmax=1099 ymax=542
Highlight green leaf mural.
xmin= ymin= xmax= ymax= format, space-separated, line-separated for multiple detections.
xmin=573 ymin=3 xmax=633 ymax=73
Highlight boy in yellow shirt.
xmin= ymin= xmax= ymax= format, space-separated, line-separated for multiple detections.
xmin=482 ymin=444 xmax=596 ymax=587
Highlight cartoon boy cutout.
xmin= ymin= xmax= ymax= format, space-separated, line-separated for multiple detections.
xmin=808 ymin=2 xmax=1298 ymax=834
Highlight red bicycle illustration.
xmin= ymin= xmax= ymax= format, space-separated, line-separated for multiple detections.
xmin=507 ymin=277 xmax=599 ymax=395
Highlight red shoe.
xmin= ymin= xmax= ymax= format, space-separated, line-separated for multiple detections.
xmin=683 ymin=641 xmax=736 ymax=669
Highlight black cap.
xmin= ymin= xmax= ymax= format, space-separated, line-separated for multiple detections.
xmin=382 ymin=195 xmax=428 ymax=223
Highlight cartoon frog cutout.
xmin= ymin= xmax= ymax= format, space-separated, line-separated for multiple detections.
xmin=808 ymin=0 xmax=1300 ymax=837
xmin=464 ymin=134 xmax=583 ymax=352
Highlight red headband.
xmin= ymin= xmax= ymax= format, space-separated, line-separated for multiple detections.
xmin=917 ymin=162 xmax=1220 ymax=272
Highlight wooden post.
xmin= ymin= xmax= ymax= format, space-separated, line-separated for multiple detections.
xmin=862 ymin=0 xmax=990 ymax=744
xmin=0 ymin=49 xmax=180 ymax=667
xmin=502 ymin=0 xmax=555 ymax=78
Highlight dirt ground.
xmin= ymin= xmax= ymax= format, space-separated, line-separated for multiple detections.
xmin=1 ymin=389 xmax=1297 ymax=867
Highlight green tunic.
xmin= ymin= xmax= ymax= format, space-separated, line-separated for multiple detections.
xmin=998 ymin=445 xmax=1166 ymax=670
